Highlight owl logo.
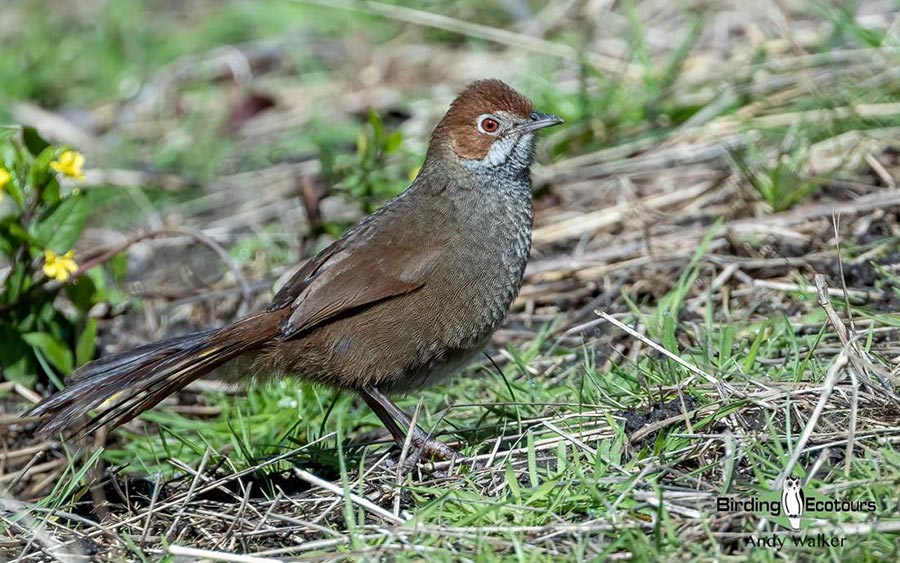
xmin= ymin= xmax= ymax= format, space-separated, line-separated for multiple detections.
xmin=781 ymin=477 xmax=805 ymax=530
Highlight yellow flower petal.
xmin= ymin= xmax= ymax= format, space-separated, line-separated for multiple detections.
xmin=50 ymin=150 xmax=86 ymax=181
xmin=43 ymin=262 xmax=60 ymax=279
xmin=42 ymin=249 xmax=78 ymax=282
xmin=0 ymin=168 xmax=9 ymax=202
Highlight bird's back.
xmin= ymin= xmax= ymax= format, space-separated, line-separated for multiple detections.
xmin=261 ymin=169 xmax=533 ymax=392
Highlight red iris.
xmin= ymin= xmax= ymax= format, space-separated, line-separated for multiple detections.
xmin=480 ymin=117 xmax=499 ymax=133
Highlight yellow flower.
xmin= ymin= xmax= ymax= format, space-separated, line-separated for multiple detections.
xmin=50 ymin=150 xmax=86 ymax=181
xmin=0 ymin=168 xmax=9 ymax=202
xmin=43 ymin=250 xmax=79 ymax=282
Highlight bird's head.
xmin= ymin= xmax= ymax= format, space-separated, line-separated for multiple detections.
xmin=425 ymin=79 xmax=563 ymax=175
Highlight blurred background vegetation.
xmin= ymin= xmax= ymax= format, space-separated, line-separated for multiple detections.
xmin=1 ymin=0 xmax=899 ymax=560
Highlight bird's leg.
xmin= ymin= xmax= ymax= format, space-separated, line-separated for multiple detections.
xmin=359 ymin=385 xmax=456 ymax=461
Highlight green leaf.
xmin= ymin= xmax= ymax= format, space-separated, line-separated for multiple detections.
xmin=718 ymin=325 xmax=735 ymax=367
xmin=32 ymin=193 xmax=89 ymax=253
xmin=22 ymin=331 xmax=73 ymax=374
xmin=28 ymin=146 xmax=58 ymax=193
xmin=367 ymin=111 xmax=384 ymax=143
xmin=0 ymin=355 xmax=34 ymax=385
xmin=356 ymin=129 xmax=368 ymax=159
xmin=661 ymin=311 xmax=678 ymax=352
xmin=0 ymin=138 xmax=18 ymax=167
xmin=41 ymin=178 xmax=61 ymax=205
xmin=743 ymin=325 xmax=768 ymax=372
xmin=22 ymin=126 xmax=50 ymax=157
xmin=384 ymin=131 xmax=403 ymax=154
xmin=0 ymin=125 xmax=19 ymax=143
xmin=38 ymin=299 xmax=58 ymax=323
xmin=2 ymin=262 xmax=30 ymax=302
xmin=76 ymin=319 xmax=97 ymax=367
xmin=66 ymin=274 xmax=98 ymax=311
xmin=526 ymin=431 xmax=539 ymax=488
xmin=107 ymin=251 xmax=128 ymax=283
xmin=7 ymin=220 xmax=38 ymax=246
xmin=505 ymin=462 xmax=521 ymax=503
xmin=0 ymin=168 xmax=25 ymax=207
xmin=0 ymin=325 xmax=35 ymax=385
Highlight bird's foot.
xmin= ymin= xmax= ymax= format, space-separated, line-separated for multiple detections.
xmin=397 ymin=432 xmax=457 ymax=474
xmin=359 ymin=385 xmax=458 ymax=466
xmin=412 ymin=433 xmax=456 ymax=461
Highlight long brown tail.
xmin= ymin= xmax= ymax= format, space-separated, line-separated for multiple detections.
xmin=24 ymin=312 xmax=282 ymax=438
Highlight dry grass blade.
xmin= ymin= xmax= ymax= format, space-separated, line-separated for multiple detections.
xmin=595 ymin=310 xmax=741 ymax=399
xmin=773 ymin=350 xmax=848 ymax=490
xmin=814 ymin=274 xmax=899 ymax=396
xmin=291 ymin=468 xmax=406 ymax=525
xmin=290 ymin=0 xmax=639 ymax=77
xmin=168 ymin=544 xmax=281 ymax=563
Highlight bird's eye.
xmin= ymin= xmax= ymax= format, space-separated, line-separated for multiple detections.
xmin=478 ymin=116 xmax=500 ymax=134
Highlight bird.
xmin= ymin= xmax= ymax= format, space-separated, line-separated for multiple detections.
xmin=23 ymin=79 xmax=564 ymax=460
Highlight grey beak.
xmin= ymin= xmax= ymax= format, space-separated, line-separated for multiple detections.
xmin=519 ymin=111 xmax=564 ymax=133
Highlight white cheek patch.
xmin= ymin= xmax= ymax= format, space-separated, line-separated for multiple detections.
xmin=461 ymin=132 xmax=535 ymax=173
xmin=482 ymin=135 xmax=517 ymax=167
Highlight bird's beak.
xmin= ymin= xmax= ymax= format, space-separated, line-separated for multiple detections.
xmin=517 ymin=111 xmax=564 ymax=134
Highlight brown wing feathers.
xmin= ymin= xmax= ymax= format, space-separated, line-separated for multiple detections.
xmin=26 ymin=227 xmax=439 ymax=437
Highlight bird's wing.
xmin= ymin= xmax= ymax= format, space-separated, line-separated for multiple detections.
xmin=267 ymin=241 xmax=343 ymax=311
xmin=270 ymin=218 xmax=447 ymax=340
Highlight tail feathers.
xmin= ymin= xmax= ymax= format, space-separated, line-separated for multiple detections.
xmin=65 ymin=329 xmax=216 ymax=384
xmin=25 ymin=313 xmax=280 ymax=438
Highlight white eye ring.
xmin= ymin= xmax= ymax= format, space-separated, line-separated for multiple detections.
xmin=477 ymin=114 xmax=501 ymax=134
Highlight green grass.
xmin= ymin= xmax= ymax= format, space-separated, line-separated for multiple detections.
xmin=0 ymin=0 xmax=367 ymax=108
xmin=22 ymin=257 xmax=893 ymax=559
